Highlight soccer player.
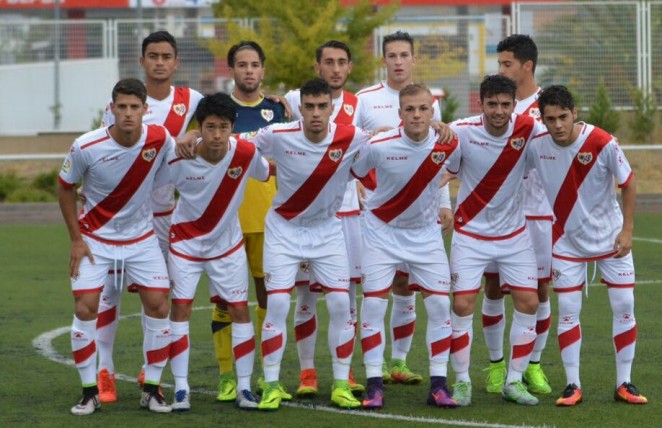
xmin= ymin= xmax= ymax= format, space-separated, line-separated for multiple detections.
xmin=95 ymin=30 xmax=203 ymax=403
xmin=284 ymin=40 xmax=365 ymax=397
xmin=212 ymin=41 xmax=286 ymax=403
xmin=526 ymin=85 xmax=647 ymax=406
xmin=447 ymin=75 xmax=543 ymax=406
xmin=354 ymin=30 xmax=451 ymax=384
xmin=59 ymin=78 xmax=174 ymax=415
xmin=480 ymin=34 xmax=553 ymax=395
xmin=352 ymin=83 xmax=459 ymax=409
xmin=166 ymin=93 xmax=270 ymax=411
xmin=249 ymin=78 xmax=370 ymax=411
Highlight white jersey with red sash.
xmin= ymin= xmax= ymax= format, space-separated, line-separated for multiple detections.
xmin=352 ymin=127 xmax=458 ymax=228
xmin=251 ymin=121 xmax=370 ymax=226
xmin=447 ymin=114 xmax=544 ymax=240
xmin=58 ymin=124 xmax=173 ymax=244
xmin=527 ymin=123 xmax=634 ymax=260
xmin=166 ymin=137 xmax=270 ymax=260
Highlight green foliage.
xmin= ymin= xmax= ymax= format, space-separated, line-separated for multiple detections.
xmin=209 ymin=0 xmax=398 ymax=90
xmin=91 ymin=109 xmax=104 ymax=130
xmin=440 ymin=87 xmax=459 ymax=124
xmin=0 ymin=171 xmax=22 ymax=201
xmin=586 ymin=82 xmax=620 ymax=134
xmin=0 ymin=170 xmax=59 ymax=202
xmin=32 ymin=169 xmax=59 ymax=197
xmin=629 ymin=87 xmax=657 ymax=144
xmin=5 ymin=187 xmax=55 ymax=202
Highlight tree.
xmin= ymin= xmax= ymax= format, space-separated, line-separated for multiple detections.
xmin=629 ymin=87 xmax=656 ymax=144
xmin=208 ymin=0 xmax=398 ymax=91
xmin=586 ymin=81 xmax=620 ymax=134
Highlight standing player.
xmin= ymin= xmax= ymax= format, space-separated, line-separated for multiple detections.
xmin=352 ymin=84 xmax=458 ymax=409
xmin=480 ymin=34 xmax=553 ymax=395
xmin=59 ymin=79 xmax=174 ymax=415
xmin=212 ymin=41 xmax=286 ymax=403
xmin=447 ymin=75 xmax=543 ymax=406
xmin=354 ymin=30 xmax=451 ymax=384
xmin=284 ymin=40 xmax=364 ymax=397
xmin=95 ymin=30 xmax=203 ymax=404
xmin=166 ymin=93 xmax=270 ymax=411
xmin=527 ymin=85 xmax=647 ymax=406
xmin=249 ymin=78 xmax=370 ymax=411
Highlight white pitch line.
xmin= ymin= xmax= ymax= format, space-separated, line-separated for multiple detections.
xmin=633 ymin=237 xmax=662 ymax=244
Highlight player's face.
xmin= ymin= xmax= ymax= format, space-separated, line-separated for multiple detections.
xmin=541 ymin=105 xmax=578 ymax=147
xmin=231 ymin=49 xmax=265 ymax=95
xmin=497 ymin=51 xmax=529 ymax=86
xmin=110 ymin=93 xmax=147 ymax=133
xmin=300 ymin=93 xmax=333 ymax=137
xmin=140 ymin=41 xmax=179 ymax=82
xmin=399 ymin=91 xmax=434 ymax=140
xmin=315 ymin=47 xmax=352 ymax=91
xmin=200 ymin=115 xmax=233 ymax=152
xmin=383 ymin=41 xmax=416 ymax=86
xmin=480 ymin=93 xmax=515 ymax=136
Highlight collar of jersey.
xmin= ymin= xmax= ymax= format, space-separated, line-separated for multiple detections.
xmin=231 ymin=93 xmax=265 ymax=107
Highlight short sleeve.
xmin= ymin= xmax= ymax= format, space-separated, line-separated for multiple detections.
xmin=606 ymin=139 xmax=634 ymax=188
xmin=58 ymin=142 xmax=86 ymax=188
xmin=250 ymin=152 xmax=271 ymax=182
xmin=99 ymin=97 xmax=113 ymax=128
xmin=351 ymin=138 xmax=374 ymax=178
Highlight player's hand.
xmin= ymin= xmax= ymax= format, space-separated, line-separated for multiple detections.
xmin=76 ymin=187 xmax=87 ymax=204
xmin=70 ymin=238 xmax=94 ymax=279
xmin=439 ymin=170 xmax=456 ymax=187
xmin=439 ymin=208 xmax=454 ymax=236
xmin=356 ymin=181 xmax=367 ymax=209
xmin=175 ymin=130 xmax=200 ymax=159
xmin=372 ymin=125 xmax=393 ymax=135
xmin=613 ymin=228 xmax=633 ymax=258
xmin=265 ymin=94 xmax=293 ymax=121
xmin=431 ymin=120 xmax=456 ymax=144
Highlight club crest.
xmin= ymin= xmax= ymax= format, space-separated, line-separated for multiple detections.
xmin=577 ymin=152 xmax=593 ymax=165
xmin=173 ymin=103 xmax=186 ymax=117
xmin=529 ymin=107 xmax=541 ymax=119
xmin=329 ymin=148 xmax=343 ymax=162
xmin=261 ymin=109 xmax=274 ymax=122
xmin=142 ymin=148 xmax=157 ymax=162
xmin=430 ymin=151 xmax=446 ymax=164
xmin=552 ymin=268 xmax=561 ymax=281
xmin=343 ymin=104 xmax=354 ymax=116
xmin=227 ymin=167 xmax=243 ymax=179
xmin=510 ymin=137 xmax=525 ymax=151
xmin=299 ymin=261 xmax=310 ymax=273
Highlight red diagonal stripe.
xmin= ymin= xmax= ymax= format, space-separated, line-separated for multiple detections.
xmin=361 ymin=332 xmax=382 ymax=354
xmin=393 ymin=320 xmax=416 ymax=341
xmin=261 ymin=333 xmax=283 ymax=357
xmin=552 ymin=127 xmax=610 ymax=245
xmin=614 ymin=325 xmax=637 ymax=353
xmin=536 ymin=316 xmax=552 ymax=335
xmin=336 ymin=336 xmax=355 ymax=359
xmin=455 ymin=115 xmax=534 ymax=230
xmin=431 ymin=335 xmax=451 ymax=357
xmin=170 ymin=141 xmax=256 ymax=243
xmin=512 ymin=339 xmax=536 ymax=360
xmin=234 ymin=336 xmax=256 ymax=361
xmin=96 ymin=306 xmax=117 ymax=329
xmin=146 ymin=343 xmax=171 ymax=365
xmin=482 ymin=314 xmax=503 ymax=328
xmin=169 ymin=335 xmax=189 ymax=359
xmin=72 ymin=341 xmax=96 ymax=365
xmin=294 ymin=316 xmax=317 ymax=341
xmin=450 ymin=332 xmax=470 ymax=354
xmin=333 ymin=90 xmax=357 ymax=125
xmin=162 ymin=87 xmax=190 ymax=137
xmin=80 ymin=125 xmax=167 ymax=233
xmin=372 ymin=138 xmax=458 ymax=224
xmin=275 ymin=125 xmax=356 ymax=220
xmin=558 ymin=324 xmax=581 ymax=351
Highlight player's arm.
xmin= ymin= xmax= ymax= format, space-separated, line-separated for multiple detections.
xmin=175 ymin=129 xmax=201 ymax=159
xmin=431 ymin=120 xmax=457 ymax=145
xmin=58 ymin=182 xmax=94 ymax=278
xmin=615 ymin=174 xmax=636 ymax=258
xmin=437 ymin=183 xmax=453 ymax=235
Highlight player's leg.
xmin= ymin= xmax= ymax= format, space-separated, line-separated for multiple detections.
xmin=389 ymin=269 xmax=422 ymax=384
xmin=552 ymin=258 xmax=585 ymax=407
xmin=96 ymin=270 xmax=122 ymax=403
xmin=481 ymin=268 xmax=507 ymax=394
xmin=293 ymin=264 xmax=319 ymax=397
xmin=600 ymin=255 xmax=647 ymax=404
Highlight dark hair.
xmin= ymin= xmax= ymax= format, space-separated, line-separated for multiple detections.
xmin=399 ymin=83 xmax=431 ymax=104
xmin=316 ymin=40 xmax=352 ymax=63
xmin=382 ymin=30 xmax=414 ymax=56
xmin=538 ymin=85 xmax=575 ymax=115
xmin=112 ymin=78 xmax=147 ymax=103
xmin=227 ymin=41 xmax=266 ymax=68
xmin=497 ymin=34 xmax=538 ymax=73
xmin=194 ymin=92 xmax=237 ymax=126
xmin=299 ymin=78 xmax=332 ymax=100
xmin=479 ymin=74 xmax=517 ymax=101
xmin=142 ymin=30 xmax=177 ymax=57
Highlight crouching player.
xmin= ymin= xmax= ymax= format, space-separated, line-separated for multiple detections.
xmin=527 ymin=85 xmax=647 ymax=406
xmin=166 ymin=93 xmax=270 ymax=411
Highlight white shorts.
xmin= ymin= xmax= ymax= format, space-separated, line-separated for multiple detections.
xmin=341 ymin=214 xmax=362 ymax=283
xmin=264 ymin=213 xmax=350 ymax=293
xmin=451 ymin=230 xmax=537 ymax=296
xmin=73 ymin=234 xmax=169 ymax=295
xmin=168 ymin=244 xmax=249 ymax=307
xmin=152 ymin=213 xmax=172 ymax=259
xmin=361 ymin=216 xmax=450 ymax=296
xmin=552 ymin=253 xmax=635 ymax=293
xmin=484 ymin=219 xmax=552 ymax=283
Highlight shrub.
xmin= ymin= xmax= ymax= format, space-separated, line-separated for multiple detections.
xmin=32 ymin=169 xmax=59 ymax=197
xmin=629 ymin=87 xmax=656 ymax=144
xmin=586 ymin=81 xmax=620 ymax=134
xmin=0 ymin=172 xmax=23 ymax=201
xmin=441 ymin=87 xmax=460 ymax=124
xmin=5 ymin=187 xmax=55 ymax=202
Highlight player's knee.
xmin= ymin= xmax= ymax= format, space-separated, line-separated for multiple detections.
xmin=511 ymin=290 xmax=538 ymax=315
xmin=228 ymin=306 xmax=250 ymax=324
xmin=170 ymin=302 xmax=192 ymax=321
xmin=452 ymin=294 xmax=476 ymax=317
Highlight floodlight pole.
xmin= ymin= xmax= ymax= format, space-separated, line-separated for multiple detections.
xmin=53 ymin=0 xmax=61 ymax=130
